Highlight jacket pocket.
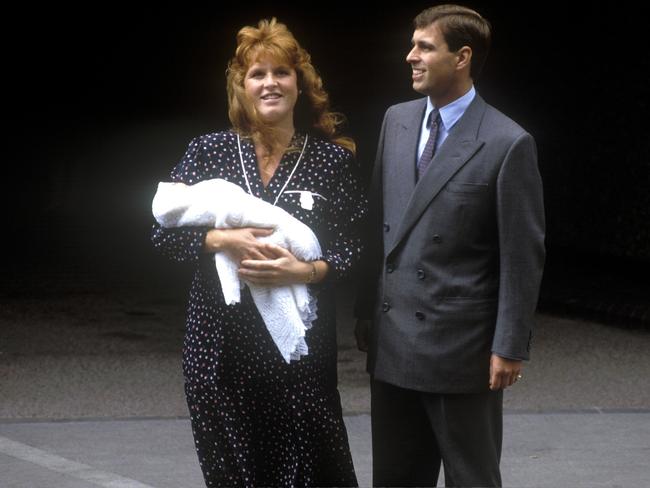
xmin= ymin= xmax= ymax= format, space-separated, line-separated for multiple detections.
xmin=445 ymin=182 xmax=489 ymax=194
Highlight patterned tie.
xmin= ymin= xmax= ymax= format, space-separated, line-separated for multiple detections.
xmin=416 ymin=109 xmax=441 ymax=179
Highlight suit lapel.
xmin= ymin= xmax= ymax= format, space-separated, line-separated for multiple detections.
xmin=382 ymin=99 xmax=426 ymax=234
xmin=386 ymin=100 xmax=426 ymax=197
xmin=388 ymin=95 xmax=488 ymax=256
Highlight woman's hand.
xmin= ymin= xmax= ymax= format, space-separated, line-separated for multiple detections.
xmin=238 ymin=243 xmax=328 ymax=286
xmin=203 ymin=227 xmax=275 ymax=263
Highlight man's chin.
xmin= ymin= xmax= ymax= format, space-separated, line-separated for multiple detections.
xmin=411 ymin=82 xmax=428 ymax=96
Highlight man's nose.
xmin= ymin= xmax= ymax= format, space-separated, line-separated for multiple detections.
xmin=406 ymin=47 xmax=419 ymax=63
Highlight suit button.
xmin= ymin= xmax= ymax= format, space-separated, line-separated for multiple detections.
xmin=384 ymin=223 xmax=390 ymax=232
xmin=382 ymin=302 xmax=391 ymax=312
xmin=415 ymin=311 xmax=425 ymax=320
xmin=386 ymin=263 xmax=395 ymax=273
xmin=417 ymin=269 xmax=425 ymax=280
xmin=432 ymin=234 xmax=442 ymax=243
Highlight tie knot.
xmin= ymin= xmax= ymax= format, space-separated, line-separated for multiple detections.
xmin=427 ymin=109 xmax=440 ymax=129
xmin=417 ymin=108 xmax=441 ymax=179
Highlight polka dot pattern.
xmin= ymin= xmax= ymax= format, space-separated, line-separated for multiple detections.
xmin=152 ymin=131 xmax=366 ymax=487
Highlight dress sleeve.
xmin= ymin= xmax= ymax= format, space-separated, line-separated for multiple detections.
xmin=321 ymin=150 xmax=368 ymax=282
xmin=151 ymin=136 xmax=211 ymax=263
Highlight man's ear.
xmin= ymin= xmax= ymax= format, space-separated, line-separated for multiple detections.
xmin=456 ymin=46 xmax=473 ymax=71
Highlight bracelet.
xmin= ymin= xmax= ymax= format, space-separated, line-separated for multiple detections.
xmin=307 ymin=262 xmax=318 ymax=284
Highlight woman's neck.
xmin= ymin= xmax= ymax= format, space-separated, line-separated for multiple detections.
xmin=272 ymin=121 xmax=295 ymax=150
xmin=254 ymin=122 xmax=295 ymax=156
xmin=254 ymin=123 xmax=296 ymax=187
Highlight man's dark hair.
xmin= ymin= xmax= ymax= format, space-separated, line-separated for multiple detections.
xmin=415 ymin=4 xmax=492 ymax=79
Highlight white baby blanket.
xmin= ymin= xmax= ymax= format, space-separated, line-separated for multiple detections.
xmin=152 ymin=178 xmax=322 ymax=363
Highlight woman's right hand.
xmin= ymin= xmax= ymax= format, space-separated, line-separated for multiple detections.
xmin=203 ymin=227 xmax=275 ymax=263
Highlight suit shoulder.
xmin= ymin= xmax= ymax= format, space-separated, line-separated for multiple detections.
xmin=482 ymin=104 xmax=532 ymax=141
xmin=385 ymin=98 xmax=426 ymax=120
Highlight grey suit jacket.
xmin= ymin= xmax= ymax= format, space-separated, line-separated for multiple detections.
xmin=355 ymin=94 xmax=545 ymax=393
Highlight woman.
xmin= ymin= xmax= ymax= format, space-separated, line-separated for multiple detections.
xmin=152 ymin=18 xmax=365 ymax=487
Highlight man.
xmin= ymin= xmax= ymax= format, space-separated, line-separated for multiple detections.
xmin=354 ymin=4 xmax=545 ymax=487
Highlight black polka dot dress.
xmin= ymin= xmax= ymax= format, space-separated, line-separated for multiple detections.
xmin=152 ymin=131 xmax=366 ymax=487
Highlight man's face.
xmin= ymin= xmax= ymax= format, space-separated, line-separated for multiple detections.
xmin=406 ymin=22 xmax=460 ymax=102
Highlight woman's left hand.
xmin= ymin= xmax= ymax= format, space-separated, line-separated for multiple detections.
xmin=238 ymin=243 xmax=313 ymax=286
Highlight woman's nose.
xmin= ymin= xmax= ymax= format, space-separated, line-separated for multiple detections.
xmin=263 ymin=73 xmax=278 ymax=86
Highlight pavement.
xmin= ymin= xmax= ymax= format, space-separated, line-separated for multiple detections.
xmin=2 ymin=412 xmax=649 ymax=488
xmin=2 ymin=272 xmax=650 ymax=487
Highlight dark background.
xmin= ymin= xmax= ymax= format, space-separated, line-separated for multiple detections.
xmin=5 ymin=2 xmax=649 ymax=321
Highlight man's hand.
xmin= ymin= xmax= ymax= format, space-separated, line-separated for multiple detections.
xmin=489 ymin=354 xmax=522 ymax=390
xmin=355 ymin=319 xmax=371 ymax=352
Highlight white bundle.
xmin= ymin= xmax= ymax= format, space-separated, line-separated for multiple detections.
xmin=152 ymin=178 xmax=322 ymax=363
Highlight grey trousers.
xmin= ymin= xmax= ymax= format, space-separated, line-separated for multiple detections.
xmin=371 ymin=378 xmax=503 ymax=487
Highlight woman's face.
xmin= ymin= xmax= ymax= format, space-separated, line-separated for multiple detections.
xmin=244 ymin=56 xmax=298 ymax=128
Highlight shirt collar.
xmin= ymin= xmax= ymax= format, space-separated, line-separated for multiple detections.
xmin=425 ymin=85 xmax=476 ymax=130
